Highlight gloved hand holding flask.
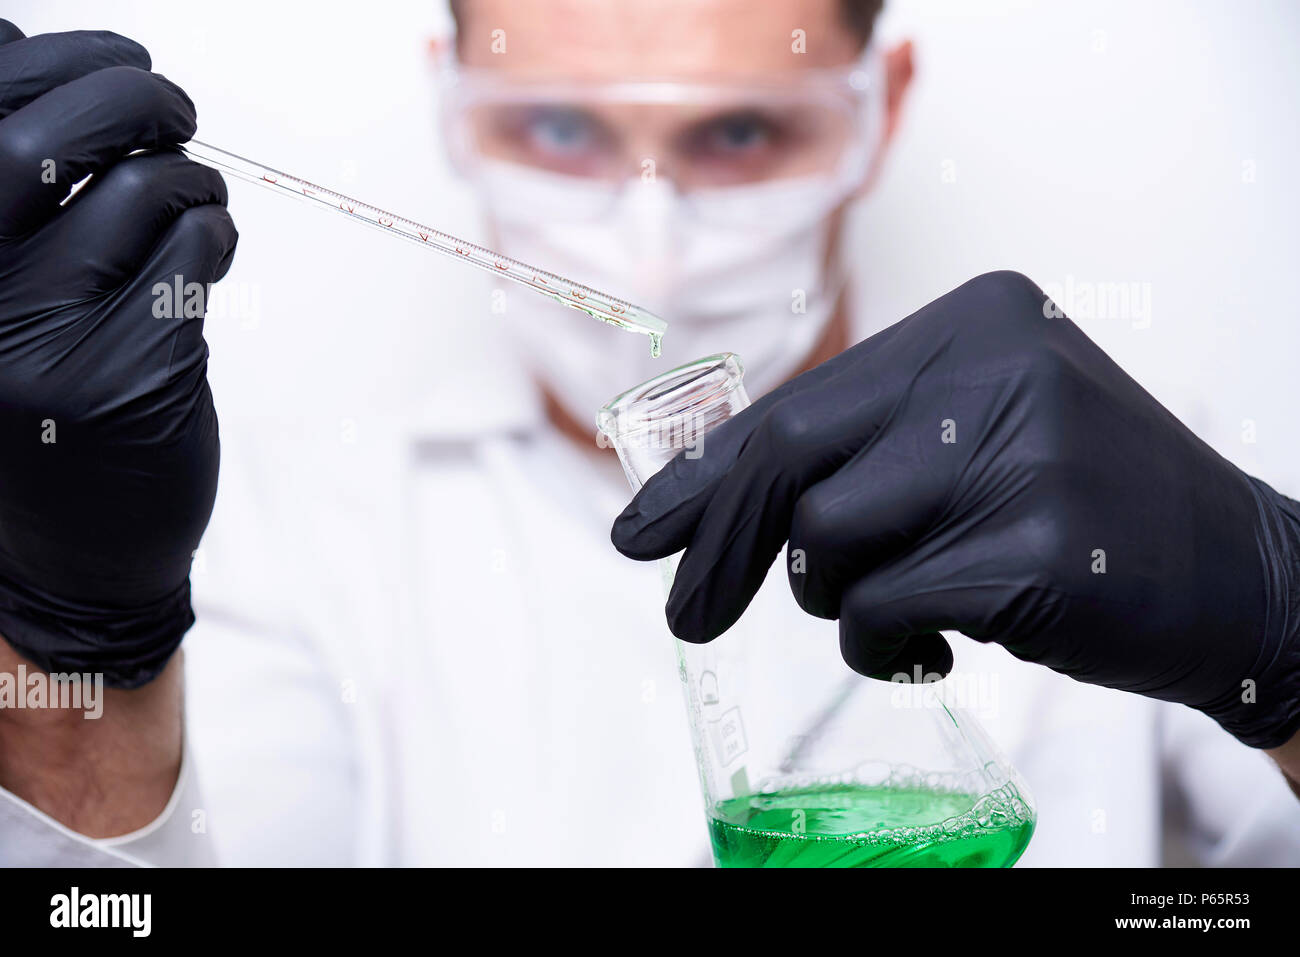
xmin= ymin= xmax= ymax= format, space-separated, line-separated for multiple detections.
xmin=613 ymin=271 xmax=1300 ymax=753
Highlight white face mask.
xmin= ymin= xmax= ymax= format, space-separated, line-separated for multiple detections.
xmin=480 ymin=161 xmax=850 ymax=431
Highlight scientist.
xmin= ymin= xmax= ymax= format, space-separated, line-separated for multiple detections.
xmin=0 ymin=0 xmax=1297 ymax=867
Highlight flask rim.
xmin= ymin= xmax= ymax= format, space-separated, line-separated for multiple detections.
xmin=596 ymin=353 xmax=745 ymax=441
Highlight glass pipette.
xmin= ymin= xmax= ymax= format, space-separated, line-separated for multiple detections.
xmin=179 ymin=139 xmax=666 ymax=356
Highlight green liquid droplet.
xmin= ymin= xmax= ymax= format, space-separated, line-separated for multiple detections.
xmin=535 ymin=290 xmax=665 ymax=357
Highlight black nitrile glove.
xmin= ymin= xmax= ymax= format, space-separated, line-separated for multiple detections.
xmin=0 ymin=22 xmax=236 ymax=686
xmin=612 ymin=271 xmax=1300 ymax=749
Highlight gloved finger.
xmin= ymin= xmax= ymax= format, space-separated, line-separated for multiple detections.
xmin=25 ymin=203 xmax=236 ymax=442
xmin=0 ymin=20 xmax=26 ymax=46
xmin=131 ymin=202 xmax=240 ymax=335
xmin=611 ymin=387 xmax=783 ymax=560
xmin=140 ymin=205 xmax=237 ymax=445
xmin=0 ymin=66 xmax=195 ymax=237
xmin=788 ymin=402 xmax=960 ymax=620
xmin=0 ymin=29 xmax=150 ymax=118
xmin=836 ymin=546 xmax=1030 ymax=679
xmin=612 ymin=323 xmax=907 ymax=561
xmin=842 ymin=628 xmax=954 ymax=683
xmin=838 ymin=573 xmax=961 ymax=680
xmin=0 ymin=151 xmax=228 ymax=315
xmin=660 ymin=384 xmax=894 ymax=647
xmin=663 ymin=360 xmax=918 ymax=643
xmin=39 ymin=150 xmax=228 ymax=296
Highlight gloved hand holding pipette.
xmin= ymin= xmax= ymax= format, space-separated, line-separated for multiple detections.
xmin=613 ymin=271 xmax=1300 ymax=754
xmin=0 ymin=23 xmax=236 ymax=685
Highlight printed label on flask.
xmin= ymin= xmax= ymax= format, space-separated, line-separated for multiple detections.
xmin=709 ymin=706 xmax=748 ymax=766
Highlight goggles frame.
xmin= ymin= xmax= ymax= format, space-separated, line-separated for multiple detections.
xmin=435 ymin=43 xmax=886 ymax=214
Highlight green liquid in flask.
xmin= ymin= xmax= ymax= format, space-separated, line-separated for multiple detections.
xmin=709 ymin=782 xmax=1034 ymax=868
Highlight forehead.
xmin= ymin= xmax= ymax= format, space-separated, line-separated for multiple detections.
xmin=456 ymin=0 xmax=862 ymax=78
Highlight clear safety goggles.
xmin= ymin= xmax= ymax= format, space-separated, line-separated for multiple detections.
xmin=437 ymin=47 xmax=885 ymax=226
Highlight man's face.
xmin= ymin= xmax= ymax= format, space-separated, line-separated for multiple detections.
xmin=445 ymin=0 xmax=914 ymax=424
xmin=451 ymin=0 xmax=881 ymax=193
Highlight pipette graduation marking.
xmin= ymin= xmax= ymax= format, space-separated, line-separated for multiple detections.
xmin=179 ymin=139 xmax=666 ymax=356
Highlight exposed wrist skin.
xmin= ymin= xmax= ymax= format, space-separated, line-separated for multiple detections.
xmin=0 ymin=634 xmax=182 ymax=837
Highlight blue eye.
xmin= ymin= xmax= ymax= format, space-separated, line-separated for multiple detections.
xmin=526 ymin=108 xmax=599 ymax=155
xmin=713 ymin=117 xmax=768 ymax=150
xmin=482 ymin=104 xmax=619 ymax=177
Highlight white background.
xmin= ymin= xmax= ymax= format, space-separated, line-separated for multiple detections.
xmin=8 ymin=0 xmax=1299 ymax=493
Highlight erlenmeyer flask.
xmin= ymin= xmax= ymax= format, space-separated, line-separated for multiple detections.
xmin=599 ymin=354 xmax=1036 ymax=868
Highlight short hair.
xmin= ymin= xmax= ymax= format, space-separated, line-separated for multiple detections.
xmin=449 ymin=0 xmax=884 ymax=49
xmin=838 ymin=0 xmax=885 ymax=46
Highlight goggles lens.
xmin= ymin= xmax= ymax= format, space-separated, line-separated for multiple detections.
xmin=461 ymin=97 xmax=857 ymax=189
